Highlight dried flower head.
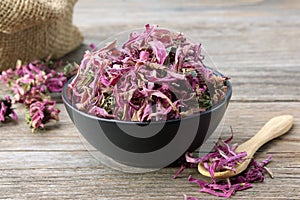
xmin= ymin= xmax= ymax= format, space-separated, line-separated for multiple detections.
xmin=0 ymin=58 xmax=74 ymax=131
xmin=0 ymin=96 xmax=18 ymax=122
xmin=26 ymin=99 xmax=60 ymax=132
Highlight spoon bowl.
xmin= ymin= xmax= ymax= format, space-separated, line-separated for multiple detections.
xmin=198 ymin=115 xmax=294 ymax=179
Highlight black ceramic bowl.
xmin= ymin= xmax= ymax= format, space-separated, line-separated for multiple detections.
xmin=62 ymin=74 xmax=232 ymax=169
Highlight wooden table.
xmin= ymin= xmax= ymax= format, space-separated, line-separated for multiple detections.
xmin=0 ymin=0 xmax=299 ymax=199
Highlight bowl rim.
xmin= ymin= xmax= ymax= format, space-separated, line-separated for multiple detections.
xmin=62 ymin=71 xmax=232 ymax=125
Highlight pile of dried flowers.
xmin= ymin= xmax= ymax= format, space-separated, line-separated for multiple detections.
xmin=0 ymin=58 xmax=75 ymax=132
xmin=174 ymin=130 xmax=273 ymax=199
xmin=69 ymin=24 xmax=228 ymax=122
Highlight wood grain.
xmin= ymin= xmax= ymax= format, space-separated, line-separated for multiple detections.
xmin=0 ymin=102 xmax=299 ymax=199
xmin=0 ymin=0 xmax=299 ymax=199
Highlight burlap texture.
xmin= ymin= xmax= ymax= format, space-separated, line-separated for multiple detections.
xmin=0 ymin=0 xmax=83 ymax=70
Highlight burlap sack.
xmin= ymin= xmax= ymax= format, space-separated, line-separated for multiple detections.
xmin=0 ymin=0 xmax=83 ymax=71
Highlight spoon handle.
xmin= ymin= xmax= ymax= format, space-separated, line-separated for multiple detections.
xmin=237 ymin=115 xmax=294 ymax=154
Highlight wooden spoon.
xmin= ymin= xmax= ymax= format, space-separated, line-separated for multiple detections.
xmin=198 ymin=115 xmax=294 ymax=179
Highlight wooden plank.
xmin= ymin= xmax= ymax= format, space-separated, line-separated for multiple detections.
xmin=0 ymin=150 xmax=298 ymax=170
xmin=71 ymin=23 xmax=300 ymax=72
xmin=224 ymin=66 xmax=300 ymax=101
xmin=73 ymin=0 xmax=300 ymax=28
xmin=72 ymin=0 xmax=300 ymax=60
xmin=0 ymin=102 xmax=299 ymax=199
xmin=0 ymin=153 xmax=298 ymax=199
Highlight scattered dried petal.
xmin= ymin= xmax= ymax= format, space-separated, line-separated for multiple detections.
xmin=0 ymin=96 xmax=18 ymax=122
xmin=176 ymin=130 xmax=273 ymax=198
xmin=183 ymin=194 xmax=199 ymax=200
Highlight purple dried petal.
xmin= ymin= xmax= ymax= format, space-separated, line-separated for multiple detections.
xmin=0 ymin=68 xmax=16 ymax=86
xmin=89 ymin=106 xmax=115 ymax=119
xmin=0 ymin=102 xmax=7 ymax=122
xmin=183 ymin=194 xmax=199 ymax=200
xmin=11 ymin=110 xmax=18 ymax=121
xmin=89 ymin=43 xmax=97 ymax=50
xmin=173 ymin=164 xmax=186 ymax=179
xmin=188 ymin=175 xmax=209 ymax=188
xmin=217 ymin=151 xmax=247 ymax=169
xmin=139 ymin=51 xmax=150 ymax=62
xmin=200 ymin=187 xmax=235 ymax=198
xmin=46 ymin=73 xmax=67 ymax=93
xmin=185 ymin=152 xmax=204 ymax=164
xmin=0 ymin=96 xmax=18 ymax=122
xmin=149 ymin=40 xmax=167 ymax=64
xmin=224 ymin=127 xmax=234 ymax=143
xmin=208 ymin=160 xmax=218 ymax=181
xmin=260 ymin=154 xmax=273 ymax=167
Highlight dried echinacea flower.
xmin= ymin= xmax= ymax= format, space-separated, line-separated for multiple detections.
xmin=175 ymin=130 xmax=273 ymax=199
xmin=10 ymin=60 xmax=67 ymax=103
xmin=0 ymin=58 xmax=74 ymax=131
xmin=0 ymin=96 xmax=18 ymax=122
xmin=185 ymin=154 xmax=273 ymax=198
xmin=69 ymin=24 xmax=229 ymax=122
xmin=25 ymin=99 xmax=60 ymax=132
